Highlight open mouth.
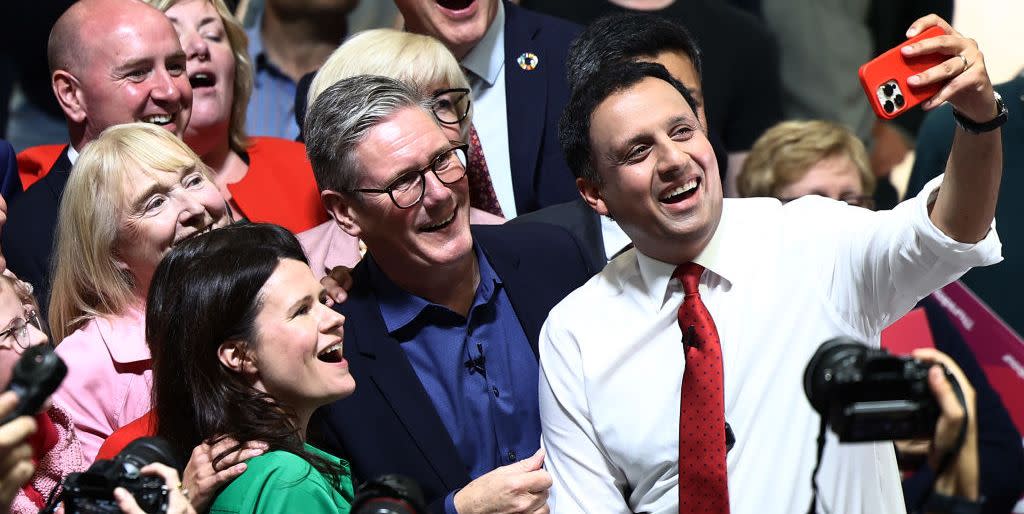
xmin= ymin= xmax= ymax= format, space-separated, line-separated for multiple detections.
xmin=173 ymin=224 xmax=215 ymax=246
xmin=141 ymin=114 xmax=175 ymax=126
xmin=420 ymin=208 xmax=456 ymax=233
xmin=659 ymin=177 xmax=700 ymax=204
xmin=189 ymin=72 xmax=216 ymax=89
xmin=436 ymin=0 xmax=474 ymax=9
xmin=317 ymin=341 xmax=344 ymax=363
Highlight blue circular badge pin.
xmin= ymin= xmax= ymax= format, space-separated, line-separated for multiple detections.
xmin=517 ymin=52 xmax=539 ymax=71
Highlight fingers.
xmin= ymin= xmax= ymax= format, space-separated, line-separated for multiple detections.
xmin=518 ymin=447 xmax=545 ymax=471
xmin=0 ymin=391 xmax=18 ymax=419
xmin=139 ymin=463 xmax=196 ymax=514
xmin=0 ymin=416 xmax=37 ymax=451
xmin=114 ymin=487 xmax=145 ymax=514
xmin=322 ymin=266 xmax=354 ymax=305
xmin=905 ymin=14 xmax=956 ymax=38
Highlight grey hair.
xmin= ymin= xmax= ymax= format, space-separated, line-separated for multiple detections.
xmin=304 ymin=75 xmax=434 ymax=194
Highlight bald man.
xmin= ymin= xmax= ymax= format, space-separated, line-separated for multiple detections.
xmin=3 ymin=0 xmax=193 ymax=309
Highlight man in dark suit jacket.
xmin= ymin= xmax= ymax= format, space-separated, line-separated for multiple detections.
xmin=1 ymin=0 xmax=192 ymax=308
xmin=394 ymin=0 xmax=580 ymax=217
xmin=303 ymin=76 xmax=590 ymax=514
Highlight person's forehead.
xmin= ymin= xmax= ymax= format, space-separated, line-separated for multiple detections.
xmin=593 ymin=78 xmax=694 ymax=136
xmin=87 ymin=13 xmax=181 ymax=64
xmin=358 ymin=107 xmax=448 ymax=174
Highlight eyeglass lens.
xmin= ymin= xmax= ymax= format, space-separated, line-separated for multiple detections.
xmin=432 ymin=90 xmax=470 ymax=125
xmin=391 ymin=147 xmax=468 ymax=208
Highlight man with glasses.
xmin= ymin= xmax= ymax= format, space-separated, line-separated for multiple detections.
xmin=305 ymin=75 xmax=590 ymax=514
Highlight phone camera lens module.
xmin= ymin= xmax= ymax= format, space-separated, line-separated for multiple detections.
xmin=883 ymin=100 xmax=895 ymax=113
xmin=894 ymin=94 xmax=905 ymax=108
xmin=882 ymin=84 xmax=896 ymax=96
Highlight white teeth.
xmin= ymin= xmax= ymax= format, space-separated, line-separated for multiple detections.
xmin=142 ymin=114 xmax=173 ymax=126
xmin=661 ymin=178 xmax=699 ymax=200
xmin=193 ymin=72 xmax=210 ymax=80
xmin=422 ymin=210 xmax=455 ymax=230
xmin=318 ymin=342 xmax=343 ymax=357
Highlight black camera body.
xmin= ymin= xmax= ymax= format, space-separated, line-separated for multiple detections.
xmin=803 ymin=337 xmax=942 ymax=442
xmin=352 ymin=474 xmax=427 ymax=514
xmin=1 ymin=345 xmax=67 ymax=424
xmin=62 ymin=437 xmax=175 ymax=514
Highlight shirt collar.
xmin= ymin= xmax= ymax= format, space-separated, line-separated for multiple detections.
xmin=460 ymin=1 xmax=505 ymax=87
xmin=367 ymin=244 xmax=503 ymax=335
xmin=66 ymin=145 xmax=79 ymax=165
xmin=635 ymin=199 xmax=753 ymax=306
xmin=98 ymin=305 xmax=149 ymax=364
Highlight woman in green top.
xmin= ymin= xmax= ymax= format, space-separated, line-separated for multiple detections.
xmin=147 ymin=223 xmax=356 ymax=514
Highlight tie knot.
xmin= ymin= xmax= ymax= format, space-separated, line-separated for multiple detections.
xmin=673 ymin=262 xmax=704 ymax=295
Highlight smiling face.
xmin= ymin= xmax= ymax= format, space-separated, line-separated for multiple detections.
xmin=394 ymin=0 xmax=498 ymax=59
xmin=114 ymin=165 xmax=229 ymax=295
xmin=74 ymin=7 xmax=193 ymax=143
xmin=245 ymin=258 xmax=354 ymax=413
xmin=581 ymin=77 xmax=722 ymax=263
xmin=340 ymin=106 xmax=473 ymax=277
xmin=165 ymin=0 xmax=235 ymax=146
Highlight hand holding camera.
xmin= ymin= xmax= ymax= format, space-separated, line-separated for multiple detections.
xmin=0 ymin=390 xmax=37 ymax=514
xmin=112 ymin=462 xmax=195 ymax=514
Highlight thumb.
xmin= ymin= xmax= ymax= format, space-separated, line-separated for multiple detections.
xmin=0 ymin=391 xmax=19 ymax=418
xmin=517 ymin=448 xmax=545 ymax=471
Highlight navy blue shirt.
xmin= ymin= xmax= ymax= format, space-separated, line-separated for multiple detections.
xmin=366 ymin=245 xmax=540 ymax=504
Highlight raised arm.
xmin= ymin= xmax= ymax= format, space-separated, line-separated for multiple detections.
xmin=902 ymin=15 xmax=1003 ymax=243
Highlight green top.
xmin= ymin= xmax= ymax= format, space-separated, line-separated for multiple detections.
xmin=209 ymin=443 xmax=354 ymax=514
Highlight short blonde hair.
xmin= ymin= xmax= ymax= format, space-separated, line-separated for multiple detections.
xmin=145 ymin=0 xmax=253 ymax=154
xmin=737 ymin=120 xmax=875 ymax=199
xmin=49 ymin=123 xmax=215 ymax=344
xmin=308 ymin=29 xmax=471 ymax=137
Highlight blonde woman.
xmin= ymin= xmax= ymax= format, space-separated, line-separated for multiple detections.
xmin=298 ymin=28 xmax=504 ymax=279
xmin=145 ymin=0 xmax=326 ymax=233
xmin=49 ymin=123 xmax=231 ymax=464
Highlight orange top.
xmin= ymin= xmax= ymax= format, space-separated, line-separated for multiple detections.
xmin=95 ymin=411 xmax=156 ymax=461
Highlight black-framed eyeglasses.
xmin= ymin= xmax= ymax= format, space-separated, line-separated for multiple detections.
xmin=350 ymin=143 xmax=469 ymax=209
xmin=1 ymin=308 xmax=42 ymax=353
xmin=779 ymin=194 xmax=875 ymax=210
xmin=431 ymin=88 xmax=471 ymax=126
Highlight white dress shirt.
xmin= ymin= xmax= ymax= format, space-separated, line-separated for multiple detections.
xmin=461 ymin=2 xmax=517 ymax=218
xmin=538 ymin=177 xmax=1002 ymax=514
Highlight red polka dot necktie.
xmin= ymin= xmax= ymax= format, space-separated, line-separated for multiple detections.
xmin=466 ymin=124 xmax=505 ymax=217
xmin=674 ymin=263 xmax=730 ymax=514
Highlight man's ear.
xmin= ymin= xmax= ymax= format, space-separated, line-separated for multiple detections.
xmin=577 ymin=177 xmax=610 ymax=217
xmin=218 ymin=340 xmax=258 ymax=375
xmin=321 ymin=190 xmax=362 ymax=238
xmin=52 ymin=70 xmax=87 ymax=124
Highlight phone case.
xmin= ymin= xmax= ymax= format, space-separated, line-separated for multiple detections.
xmin=858 ymin=26 xmax=948 ymax=119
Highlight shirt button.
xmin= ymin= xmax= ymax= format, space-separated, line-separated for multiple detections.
xmin=491 ymin=386 xmax=500 ymax=397
xmin=507 ymin=450 xmax=517 ymax=462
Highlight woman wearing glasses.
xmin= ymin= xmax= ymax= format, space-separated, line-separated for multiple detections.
xmin=0 ymin=272 xmax=85 ymax=514
xmin=297 ymin=28 xmax=504 ymax=280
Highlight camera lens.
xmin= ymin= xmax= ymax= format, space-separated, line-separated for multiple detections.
xmin=803 ymin=337 xmax=867 ymax=414
xmin=882 ymin=84 xmax=895 ymax=96
xmin=883 ymin=100 xmax=895 ymax=113
xmin=894 ymin=94 xmax=905 ymax=108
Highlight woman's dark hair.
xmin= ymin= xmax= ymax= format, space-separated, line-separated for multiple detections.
xmin=147 ymin=222 xmax=345 ymax=486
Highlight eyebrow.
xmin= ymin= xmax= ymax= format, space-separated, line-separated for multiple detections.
xmin=382 ymin=145 xmax=451 ymax=185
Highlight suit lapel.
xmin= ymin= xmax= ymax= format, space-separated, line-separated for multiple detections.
xmin=42 ymin=147 xmax=73 ymax=204
xmin=347 ymin=270 xmax=471 ymax=489
xmin=503 ymin=2 xmax=546 ymax=214
xmin=472 ymin=227 xmax=545 ymax=357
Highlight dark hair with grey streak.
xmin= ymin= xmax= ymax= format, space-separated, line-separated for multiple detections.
xmin=304 ymin=75 xmax=434 ymax=194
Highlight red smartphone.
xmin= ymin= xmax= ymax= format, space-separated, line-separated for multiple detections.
xmin=858 ymin=25 xmax=948 ymax=119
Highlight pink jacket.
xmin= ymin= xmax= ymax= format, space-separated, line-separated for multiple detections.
xmin=298 ymin=209 xmax=506 ymax=281
xmin=53 ymin=306 xmax=152 ymax=465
